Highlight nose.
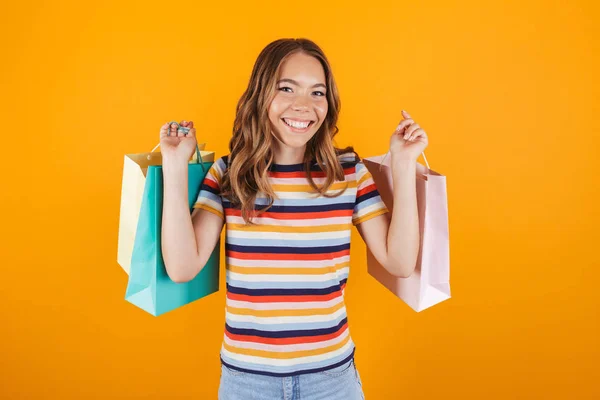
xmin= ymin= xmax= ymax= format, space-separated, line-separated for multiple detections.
xmin=291 ymin=94 xmax=310 ymax=111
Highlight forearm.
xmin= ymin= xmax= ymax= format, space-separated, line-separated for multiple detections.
xmin=161 ymin=159 xmax=199 ymax=282
xmin=386 ymin=155 xmax=420 ymax=277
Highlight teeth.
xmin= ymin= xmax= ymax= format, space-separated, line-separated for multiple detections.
xmin=284 ymin=118 xmax=310 ymax=129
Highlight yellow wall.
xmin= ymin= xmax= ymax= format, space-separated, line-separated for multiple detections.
xmin=1 ymin=0 xmax=598 ymax=398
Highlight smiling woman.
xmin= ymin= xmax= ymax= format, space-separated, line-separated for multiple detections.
xmin=206 ymin=39 xmax=372 ymax=399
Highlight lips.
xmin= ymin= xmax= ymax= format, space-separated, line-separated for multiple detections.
xmin=281 ymin=118 xmax=315 ymax=130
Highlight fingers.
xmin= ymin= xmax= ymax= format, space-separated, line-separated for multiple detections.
xmin=178 ymin=120 xmax=194 ymax=137
xmin=394 ymin=110 xmax=427 ymax=142
xmin=160 ymin=122 xmax=170 ymax=139
xmin=183 ymin=120 xmax=196 ymax=138
xmin=169 ymin=121 xmax=179 ymax=137
xmin=404 ymin=123 xmax=420 ymax=140
xmin=407 ymin=128 xmax=425 ymax=141
xmin=163 ymin=120 xmax=194 ymax=138
xmin=395 ymin=118 xmax=414 ymax=134
xmin=176 ymin=120 xmax=186 ymax=138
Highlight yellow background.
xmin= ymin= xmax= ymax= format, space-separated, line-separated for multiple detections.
xmin=2 ymin=0 xmax=598 ymax=398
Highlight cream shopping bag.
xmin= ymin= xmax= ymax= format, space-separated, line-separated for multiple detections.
xmin=117 ymin=142 xmax=214 ymax=275
xmin=363 ymin=152 xmax=451 ymax=312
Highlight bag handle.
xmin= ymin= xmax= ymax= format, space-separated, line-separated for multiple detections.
xmin=379 ymin=149 xmax=430 ymax=173
xmin=148 ymin=121 xmax=205 ymax=172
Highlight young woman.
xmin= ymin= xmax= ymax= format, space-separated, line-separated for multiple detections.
xmin=159 ymin=38 xmax=428 ymax=400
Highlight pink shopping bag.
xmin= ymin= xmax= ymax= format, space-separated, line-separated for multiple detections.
xmin=363 ymin=152 xmax=450 ymax=312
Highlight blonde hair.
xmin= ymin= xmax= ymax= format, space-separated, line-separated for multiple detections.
xmin=220 ymin=38 xmax=357 ymax=225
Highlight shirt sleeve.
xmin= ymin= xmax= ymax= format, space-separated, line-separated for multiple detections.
xmin=192 ymin=157 xmax=225 ymax=220
xmin=352 ymin=160 xmax=389 ymax=226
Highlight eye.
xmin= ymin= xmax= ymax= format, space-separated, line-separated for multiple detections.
xmin=313 ymin=91 xmax=325 ymax=96
xmin=278 ymin=86 xmax=293 ymax=93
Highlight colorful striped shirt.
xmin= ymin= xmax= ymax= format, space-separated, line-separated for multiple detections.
xmin=193 ymin=152 xmax=389 ymax=376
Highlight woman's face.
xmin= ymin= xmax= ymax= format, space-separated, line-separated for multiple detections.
xmin=268 ymin=52 xmax=328 ymax=153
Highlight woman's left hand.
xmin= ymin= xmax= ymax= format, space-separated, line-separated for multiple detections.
xmin=389 ymin=110 xmax=429 ymax=161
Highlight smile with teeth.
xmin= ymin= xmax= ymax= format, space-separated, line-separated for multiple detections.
xmin=282 ymin=118 xmax=314 ymax=130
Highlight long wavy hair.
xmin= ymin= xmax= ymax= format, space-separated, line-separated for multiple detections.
xmin=220 ymin=38 xmax=357 ymax=225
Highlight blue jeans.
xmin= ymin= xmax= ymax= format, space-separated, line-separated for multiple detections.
xmin=218 ymin=358 xmax=365 ymax=399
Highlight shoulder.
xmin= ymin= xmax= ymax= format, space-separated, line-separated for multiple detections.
xmin=214 ymin=154 xmax=229 ymax=172
xmin=207 ymin=155 xmax=229 ymax=178
xmin=337 ymin=151 xmax=375 ymax=183
xmin=335 ymin=150 xmax=371 ymax=183
xmin=336 ymin=150 xmax=360 ymax=167
xmin=217 ymin=154 xmax=229 ymax=168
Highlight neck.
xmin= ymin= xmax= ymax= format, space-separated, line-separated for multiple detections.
xmin=273 ymin=143 xmax=306 ymax=165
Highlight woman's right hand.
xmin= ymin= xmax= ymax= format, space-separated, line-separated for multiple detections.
xmin=159 ymin=120 xmax=197 ymax=163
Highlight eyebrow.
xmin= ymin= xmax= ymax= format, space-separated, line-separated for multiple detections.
xmin=277 ymin=78 xmax=327 ymax=89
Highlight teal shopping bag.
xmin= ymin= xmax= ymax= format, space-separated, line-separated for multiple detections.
xmin=124 ymin=149 xmax=219 ymax=316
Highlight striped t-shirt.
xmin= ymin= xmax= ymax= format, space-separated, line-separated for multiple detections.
xmin=193 ymin=152 xmax=389 ymax=377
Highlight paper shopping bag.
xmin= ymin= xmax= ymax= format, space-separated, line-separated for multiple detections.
xmin=117 ymin=143 xmax=220 ymax=316
xmin=117 ymin=142 xmax=209 ymax=274
xmin=363 ymin=153 xmax=450 ymax=312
